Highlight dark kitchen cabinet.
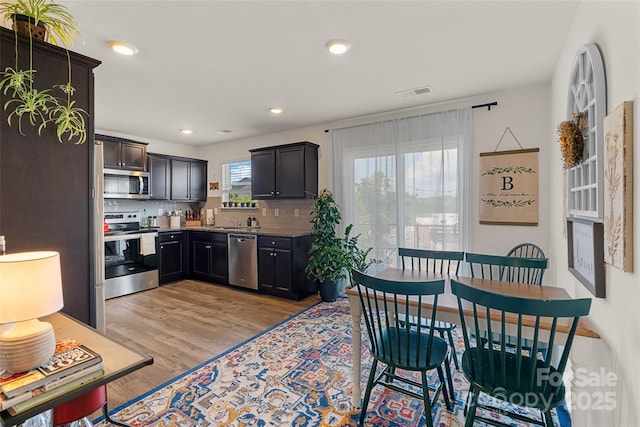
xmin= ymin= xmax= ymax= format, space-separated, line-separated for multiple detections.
xmin=148 ymin=154 xmax=170 ymax=200
xmin=190 ymin=232 xmax=227 ymax=284
xmin=159 ymin=231 xmax=187 ymax=283
xmin=171 ymin=158 xmax=207 ymax=201
xmin=250 ymin=141 xmax=318 ymax=199
xmin=258 ymin=234 xmax=314 ymax=300
xmin=99 ymin=135 xmax=147 ymax=171
xmin=0 ymin=27 xmax=101 ymax=326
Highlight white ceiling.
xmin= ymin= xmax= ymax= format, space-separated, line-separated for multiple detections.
xmin=59 ymin=1 xmax=579 ymax=146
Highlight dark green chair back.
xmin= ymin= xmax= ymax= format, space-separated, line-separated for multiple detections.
xmin=398 ymin=247 xmax=464 ymax=370
xmin=352 ymin=268 xmax=445 ymax=369
xmin=398 ymin=247 xmax=464 ymax=275
xmin=450 ymin=279 xmax=591 ymax=426
xmin=466 ymin=252 xmax=548 ymax=285
xmin=352 ymin=268 xmax=453 ymax=426
xmin=507 ymin=242 xmax=546 ymax=259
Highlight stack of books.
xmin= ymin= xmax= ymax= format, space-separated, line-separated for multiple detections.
xmin=0 ymin=339 xmax=104 ymax=415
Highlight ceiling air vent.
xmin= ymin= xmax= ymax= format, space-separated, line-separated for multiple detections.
xmin=395 ymin=86 xmax=432 ymax=98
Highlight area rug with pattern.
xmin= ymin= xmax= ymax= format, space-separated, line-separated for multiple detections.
xmin=95 ymin=298 xmax=567 ymax=427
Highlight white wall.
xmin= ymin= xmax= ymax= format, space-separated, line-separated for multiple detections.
xmin=549 ymin=2 xmax=640 ymax=425
xmin=198 ymin=83 xmax=552 ymax=259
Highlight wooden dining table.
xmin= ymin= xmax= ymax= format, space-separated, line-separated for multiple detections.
xmin=345 ymin=268 xmax=601 ymax=422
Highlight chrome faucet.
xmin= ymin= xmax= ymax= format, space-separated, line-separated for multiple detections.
xmin=219 ymin=216 xmax=239 ymax=227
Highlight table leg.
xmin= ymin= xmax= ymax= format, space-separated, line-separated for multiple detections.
xmin=349 ymin=293 xmax=362 ymax=408
xmin=102 ymin=403 xmax=132 ymax=427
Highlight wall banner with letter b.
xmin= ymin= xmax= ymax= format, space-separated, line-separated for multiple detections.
xmin=479 ymin=148 xmax=539 ymax=225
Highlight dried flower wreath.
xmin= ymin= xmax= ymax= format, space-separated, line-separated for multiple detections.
xmin=557 ymin=112 xmax=586 ymax=169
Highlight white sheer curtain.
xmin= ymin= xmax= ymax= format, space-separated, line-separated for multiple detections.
xmin=331 ymin=108 xmax=472 ymax=267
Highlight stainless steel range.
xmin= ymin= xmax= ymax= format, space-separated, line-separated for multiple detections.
xmin=104 ymin=211 xmax=159 ymax=299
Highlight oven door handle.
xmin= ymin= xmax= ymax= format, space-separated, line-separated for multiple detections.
xmin=104 ymin=232 xmax=158 ymax=242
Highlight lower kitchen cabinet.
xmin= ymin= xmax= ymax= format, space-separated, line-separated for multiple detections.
xmin=159 ymin=231 xmax=187 ymax=284
xmin=258 ymin=234 xmax=314 ymax=300
xmin=191 ymin=231 xmax=228 ymax=284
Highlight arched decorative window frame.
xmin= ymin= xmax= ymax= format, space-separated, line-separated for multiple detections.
xmin=566 ymin=43 xmax=607 ymax=220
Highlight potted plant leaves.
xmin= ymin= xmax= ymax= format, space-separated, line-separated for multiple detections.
xmin=305 ymin=189 xmax=374 ymax=302
xmin=0 ymin=0 xmax=87 ymax=144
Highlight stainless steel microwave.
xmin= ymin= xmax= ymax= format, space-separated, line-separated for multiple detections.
xmin=103 ymin=169 xmax=150 ymax=199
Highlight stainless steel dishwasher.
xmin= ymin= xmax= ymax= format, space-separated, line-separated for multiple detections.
xmin=228 ymin=233 xmax=258 ymax=289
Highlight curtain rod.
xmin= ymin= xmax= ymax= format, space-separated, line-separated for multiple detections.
xmin=324 ymin=100 xmax=498 ymax=133
xmin=472 ymin=101 xmax=498 ymax=111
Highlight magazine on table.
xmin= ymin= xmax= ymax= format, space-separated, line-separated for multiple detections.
xmin=0 ymin=364 xmax=104 ymax=411
xmin=7 ymin=369 xmax=105 ymax=415
xmin=0 ymin=339 xmax=102 ymax=398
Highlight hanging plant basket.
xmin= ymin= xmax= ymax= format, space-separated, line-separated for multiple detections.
xmin=558 ymin=112 xmax=586 ymax=169
xmin=12 ymin=14 xmax=47 ymax=41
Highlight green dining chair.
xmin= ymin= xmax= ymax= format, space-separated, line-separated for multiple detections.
xmin=466 ymin=252 xmax=550 ymax=353
xmin=507 ymin=242 xmax=546 ymax=259
xmin=352 ymin=268 xmax=453 ymax=427
xmin=398 ymin=247 xmax=464 ymax=370
xmin=450 ymin=278 xmax=591 ymax=427
xmin=465 ymin=252 xmax=548 ymax=285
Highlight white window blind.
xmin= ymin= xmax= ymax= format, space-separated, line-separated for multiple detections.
xmin=221 ymin=160 xmax=252 ymax=202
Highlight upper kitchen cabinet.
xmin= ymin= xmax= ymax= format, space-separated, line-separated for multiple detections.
xmin=99 ymin=135 xmax=148 ymax=171
xmin=0 ymin=27 xmax=101 ymax=326
xmin=250 ymin=141 xmax=318 ymax=199
xmin=171 ymin=157 xmax=207 ymax=201
xmin=148 ymin=153 xmax=170 ymax=200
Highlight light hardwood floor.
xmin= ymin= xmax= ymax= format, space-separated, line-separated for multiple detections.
xmin=103 ymin=280 xmax=320 ymax=410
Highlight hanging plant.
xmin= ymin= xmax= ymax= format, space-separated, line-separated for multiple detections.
xmin=557 ymin=112 xmax=586 ymax=168
xmin=0 ymin=0 xmax=86 ymax=144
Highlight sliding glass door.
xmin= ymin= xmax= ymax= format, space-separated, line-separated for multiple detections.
xmin=333 ymin=108 xmax=471 ymax=267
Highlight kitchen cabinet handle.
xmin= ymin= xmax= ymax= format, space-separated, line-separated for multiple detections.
xmin=160 ymin=245 xmax=164 ymax=249
xmin=276 ymin=191 xmax=280 ymax=195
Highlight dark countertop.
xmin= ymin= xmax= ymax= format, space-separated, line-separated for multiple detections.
xmin=156 ymin=225 xmax=312 ymax=238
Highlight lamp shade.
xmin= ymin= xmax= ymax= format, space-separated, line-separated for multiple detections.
xmin=0 ymin=251 xmax=64 ymax=324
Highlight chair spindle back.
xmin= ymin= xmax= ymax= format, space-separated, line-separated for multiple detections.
xmin=398 ymin=247 xmax=464 ymax=275
xmin=351 ymin=268 xmax=445 ymax=370
xmin=466 ymin=252 xmax=548 ymax=285
xmin=451 ymin=279 xmax=591 ymax=405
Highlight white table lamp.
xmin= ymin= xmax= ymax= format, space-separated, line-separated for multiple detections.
xmin=0 ymin=251 xmax=64 ymax=373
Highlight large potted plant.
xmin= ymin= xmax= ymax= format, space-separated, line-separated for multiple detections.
xmin=0 ymin=0 xmax=87 ymax=144
xmin=306 ymin=189 xmax=374 ymax=302
xmin=305 ymin=189 xmax=346 ymax=302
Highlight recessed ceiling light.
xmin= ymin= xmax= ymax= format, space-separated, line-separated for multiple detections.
xmin=180 ymin=129 xmax=193 ymax=135
xmin=325 ymin=39 xmax=351 ymax=55
xmin=269 ymin=107 xmax=284 ymax=115
xmin=107 ymin=40 xmax=139 ymax=56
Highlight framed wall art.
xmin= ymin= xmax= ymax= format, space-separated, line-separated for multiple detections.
xmin=603 ymin=101 xmax=633 ymax=272
xmin=479 ymin=148 xmax=539 ymax=225
xmin=567 ymin=217 xmax=606 ymax=298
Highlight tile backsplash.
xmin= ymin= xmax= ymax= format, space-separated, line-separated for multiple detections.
xmin=205 ymin=197 xmax=313 ymax=231
xmin=103 ymin=199 xmax=193 ymax=227
xmin=103 ymin=197 xmax=315 ymax=231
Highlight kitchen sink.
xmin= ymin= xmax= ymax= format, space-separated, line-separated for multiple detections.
xmin=210 ymin=226 xmax=251 ymax=231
